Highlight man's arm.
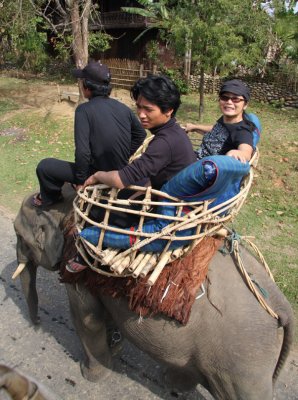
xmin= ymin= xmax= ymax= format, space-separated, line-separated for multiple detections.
xmin=184 ymin=123 xmax=214 ymax=134
xmin=74 ymin=107 xmax=91 ymax=184
xmin=226 ymin=143 xmax=253 ymax=163
xmin=83 ymin=170 xmax=125 ymax=189
xmin=118 ymin=137 xmax=171 ymax=187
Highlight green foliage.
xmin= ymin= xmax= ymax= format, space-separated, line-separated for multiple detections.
xmin=146 ymin=40 xmax=159 ymax=63
xmin=270 ymin=98 xmax=286 ymax=108
xmin=0 ymin=1 xmax=49 ymax=72
xmin=161 ymin=67 xmax=189 ymax=94
xmin=89 ymin=32 xmax=113 ymax=54
xmin=169 ymin=0 xmax=272 ymax=74
xmin=52 ymin=31 xmax=112 ymax=65
xmin=54 ymin=35 xmax=73 ymax=63
xmin=121 ymin=0 xmax=170 ymax=42
xmin=10 ymin=17 xmax=49 ymax=72
xmin=271 ymin=1 xmax=298 ymax=62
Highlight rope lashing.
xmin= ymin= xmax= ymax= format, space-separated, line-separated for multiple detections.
xmin=222 ymin=229 xmax=278 ymax=319
xmin=220 ymin=229 xmax=242 ymax=255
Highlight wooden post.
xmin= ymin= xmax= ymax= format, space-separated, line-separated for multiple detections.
xmin=139 ymin=63 xmax=144 ymax=77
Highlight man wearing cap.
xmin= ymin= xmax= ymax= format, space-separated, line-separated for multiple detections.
xmin=33 ymin=61 xmax=146 ymax=207
xmin=185 ymin=79 xmax=254 ymax=163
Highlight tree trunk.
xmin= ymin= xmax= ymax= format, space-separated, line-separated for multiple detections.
xmin=198 ymin=66 xmax=204 ymax=121
xmin=212 ymin=66 xmax=217 ymax=94
xmin=184 ymin=36 xmax=192 ymax=81
xmin=70 ymin=0 xmax=91 ymax=102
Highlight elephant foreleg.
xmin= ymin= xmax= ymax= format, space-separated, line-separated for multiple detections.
xmin=65 ymin=282 xmax=113 ymax=383
xmin=19 ymin=261 xmax=39 ymax=325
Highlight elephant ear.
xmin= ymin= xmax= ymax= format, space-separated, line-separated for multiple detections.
xmin=14 ymin=193 xmax=71 ymax=269
xmin=32 ymin=211 xmax=65 ymax=267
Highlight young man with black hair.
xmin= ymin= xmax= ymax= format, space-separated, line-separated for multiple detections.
xmin=83 ymin=74 xmax=196 ymax=191
xmin=33 ymin=61 xmax=146 ymax=207
xmin=66 ymin=74 xmax=196 ymax=273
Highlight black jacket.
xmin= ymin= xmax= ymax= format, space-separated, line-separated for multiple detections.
xmin=119 ymin=118 xmax=196 ymax=189
xmin=74 ymin=96 xmax=146 ymax=184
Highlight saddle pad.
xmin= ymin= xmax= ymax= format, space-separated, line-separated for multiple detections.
xmin=60 ymin=236 xmax=222 ymax=325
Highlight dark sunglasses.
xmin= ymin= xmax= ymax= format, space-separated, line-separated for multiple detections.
xmin=219 ymin=95 xmax=245 ymax=103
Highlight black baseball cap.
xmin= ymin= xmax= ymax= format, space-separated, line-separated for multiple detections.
xmin=219 ymin=79 xmax=250 ymax=102
xmin=73 ymin=61 xmax=111 ymax=83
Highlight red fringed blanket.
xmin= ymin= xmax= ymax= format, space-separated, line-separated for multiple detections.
xmin=60 ymin=235 xmax=222 ymax=325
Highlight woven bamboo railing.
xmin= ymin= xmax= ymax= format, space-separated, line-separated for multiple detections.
xmin=73 ymin=149 xmax=259 ymax=285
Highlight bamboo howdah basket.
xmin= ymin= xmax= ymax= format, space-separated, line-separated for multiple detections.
xmin=73 ymin=147 xmax=259 ymax=286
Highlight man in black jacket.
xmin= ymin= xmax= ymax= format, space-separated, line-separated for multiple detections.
xmin=33 ymin=61 xmax=146 ymax=207
xmin=83 ymin=75 xmax=196 ymax=191
xmin=66 ymin=74 xmax=196 ymax=273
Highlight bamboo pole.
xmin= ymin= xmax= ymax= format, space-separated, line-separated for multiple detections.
xmin=147 ymin=250 xmax=173 ymax=286
xmin=101 ymin=248 xmax=120 ymax=265
xmin=97 ymin=187 xmax=118 ymax=251
xmin=128 ymin=252 xmax=146 ymax=272
xmin=130 ymin=186 xmax=152 ymax=264
xmin=72 ymin=156 xmax=255 ymax=279
xmin=139 ymin=253 xmax=159 ymax=278
xmin=113 ymin=256 xmax=131 ymax=275
xmin=132 ymin=253 xmax=154 ymax=278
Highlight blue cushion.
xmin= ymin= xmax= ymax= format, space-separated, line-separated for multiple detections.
xmin=246 ymin=113 xmax=261 ymax=148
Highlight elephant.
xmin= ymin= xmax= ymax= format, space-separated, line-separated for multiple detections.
xmin=13 ymin=187 xmax=294 ymax=400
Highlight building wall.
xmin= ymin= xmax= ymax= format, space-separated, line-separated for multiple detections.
xmin=189 ymin=75 xmax=298 ymax=108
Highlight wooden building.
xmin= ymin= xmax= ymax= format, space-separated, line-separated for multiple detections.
xmin=90 ymin=0 xmax=158 ymax=61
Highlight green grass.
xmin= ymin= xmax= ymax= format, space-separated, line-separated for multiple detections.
xmin=0 ymin=100 xmax=73 ymax=211
xmin=0 ymin=99 xmax=20 ymax=116
xmin=0 ymin=81 xmax=297 ymax=329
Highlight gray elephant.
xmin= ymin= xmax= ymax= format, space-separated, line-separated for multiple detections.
xmin=14 ymin=189 xmax=294 ymax=400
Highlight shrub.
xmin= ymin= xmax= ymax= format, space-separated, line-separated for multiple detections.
xmin=161 ymin=67 xmax=189 ymax=94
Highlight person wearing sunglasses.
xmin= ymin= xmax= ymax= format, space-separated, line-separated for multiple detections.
xmin=185 ymin=79 xmax=255 ymax=163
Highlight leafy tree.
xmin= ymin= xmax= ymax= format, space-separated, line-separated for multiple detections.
xmin=270 ymin=0 xmax=298 ymax=62
xmin=121 ymin=0 xmax=170 ymax=42
xmin=1 ymin=1 xmax=113 ymax=70
xmin=1 ymin=0 xmax=112 ymax=100
xmin=122 ymin=0 xmax=274 ymax=119
xmin=0 ymin=0 xmax=49 ymax=71
xmin=169 ymin=0 xmax=272 ymax=119
xmin=30 ymin=0 xmax=93 ymax=70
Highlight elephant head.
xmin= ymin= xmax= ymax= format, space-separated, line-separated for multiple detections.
xmin=13 ymin=185 xmax=75 ymax=324
xmin=14 ymin=185 xmax=75 ymax=271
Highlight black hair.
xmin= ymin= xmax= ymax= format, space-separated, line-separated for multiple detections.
xmin=130 ymin=75 xmax=181 ymax=116
xmin=83 ymin=79 xmax=112 ymax=97
xmin=243 ymin=112 xmax=256 ymax=132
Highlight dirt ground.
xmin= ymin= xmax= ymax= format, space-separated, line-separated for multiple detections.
xmin=1 ymin=79 xmax=297 ymax=399
xmin=0 ymin=79 xmax=134 ymax=121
